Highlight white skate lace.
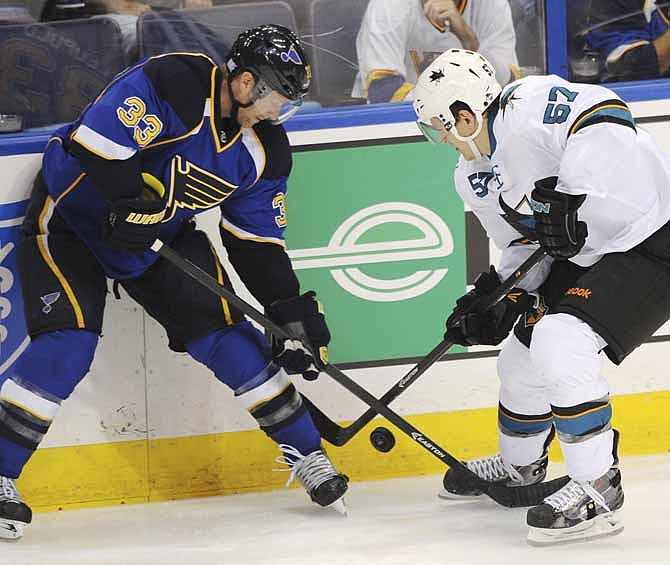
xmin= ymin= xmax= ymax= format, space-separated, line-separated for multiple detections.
xmin=274 ymin=444 xmax=338 ymax=491
xmin=543 ymin=480 xmax=611 ymax=513
xmin=0 ymin=476 xmax=19 ymax=501
xmin=465 ymin=454 xmax=524 ymax=483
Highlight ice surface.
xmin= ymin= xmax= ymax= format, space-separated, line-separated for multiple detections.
xmin=2 ymin=455 xmax=669 ymax=565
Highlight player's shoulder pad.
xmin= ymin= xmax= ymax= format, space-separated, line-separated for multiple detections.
xmin=142 ymin=53 xmax=217 ymax=131
xmin=252 ymin=121 xmax=292 ymax=180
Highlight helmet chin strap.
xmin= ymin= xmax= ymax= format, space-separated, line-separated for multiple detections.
xmin=451 ymin=112 xmax=485 ymax=160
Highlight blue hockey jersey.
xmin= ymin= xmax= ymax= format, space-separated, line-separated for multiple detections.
xmin=41 ymin=53 xmax=293 ymax=289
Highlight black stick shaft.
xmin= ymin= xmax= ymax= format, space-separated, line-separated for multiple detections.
xmin=151 ymin=241 xmax=481 ymax=476
xmin=152 ymin=239 xmax=568 ymax=506
xmin=308 ymin=247 xmax=547 ymax=443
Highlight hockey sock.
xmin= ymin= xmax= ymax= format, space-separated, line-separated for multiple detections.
xmin=552 ymin=395 xmax=614 ymax=480
xmin=187 ymin=323 xmax=321 ymax=456
xmin=0 ymin=330 xmax=98 ymax=477
xmin=498 ymin=403 xmax=553 ymax=466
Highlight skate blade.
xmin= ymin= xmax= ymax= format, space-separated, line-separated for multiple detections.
xmin=527 ymin=511 xmax=623 ymax=547
xmin=437 ymin=489 xmax=482 ymax=501
xmin=328 ymin=497 xmax=348 ymax=516
xmin=0 ymin=520 xmax=25 ymax=541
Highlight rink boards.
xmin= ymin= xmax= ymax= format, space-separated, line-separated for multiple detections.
xmin=1 ymin=99 xmax=669 ymax=512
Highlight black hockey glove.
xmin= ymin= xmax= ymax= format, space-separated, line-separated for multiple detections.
xmin=531 ymin=176 xmax=588 ymax=260
xmin=105 ymin=197 xmax=166 ymax=253
xmin=266 ymin=291 xmax=330 ymax=381
xmin=445 ymin=267 xmax=535 ymax=346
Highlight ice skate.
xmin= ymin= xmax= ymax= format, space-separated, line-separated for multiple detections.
xmin=526 ymin=465 xmax=624 ymax=546
xmin=440 ymin=428 xmax=554 ymax=500
xmin=0 ymin=476 xmax=32 ymax=540
xmin=439 ymin=451 xmax=549 ymax=500
xmin=276 ymin=445 xmax=349 ymax=515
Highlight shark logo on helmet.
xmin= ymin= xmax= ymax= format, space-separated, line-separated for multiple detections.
xmin=429 ymin=69 xmax=445 ymax=83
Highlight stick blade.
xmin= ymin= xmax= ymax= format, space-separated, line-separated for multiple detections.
xmin=485 ymin=475 xmax=572 ymax=508
xmin=301 ymin=394 xmax=348 ymax=446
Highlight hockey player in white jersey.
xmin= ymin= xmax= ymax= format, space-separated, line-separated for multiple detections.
xmin=413 ymin=49 xmax=670 ymax=545
xmin=352 ymin=0 xmax=517 ymax=103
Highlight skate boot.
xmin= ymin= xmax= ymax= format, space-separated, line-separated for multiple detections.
xmin=526 ymin=429 xmax=624 ymax=546
xmin=276 ymin=444 xmax=349 ymax=514
xmin=526 ymin=466 xmax=624 ymax=546
xmin=526 ymin=429 xmax=624 ymax=547
xmin=440 ymin=427 xmax=554 ymax=500
xmin=0 ymin=476 xmax=32 ymax=540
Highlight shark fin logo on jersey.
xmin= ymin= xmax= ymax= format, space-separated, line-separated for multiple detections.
xmin=40 ymin=292 xmax=61 ymax=314
xmin=280 ymin=45 xmax=302 ymax=65
xmin=500 ymin=84 xmax=522 ymax=118
xmin=499 ymin=194 xmax=538 ymax=241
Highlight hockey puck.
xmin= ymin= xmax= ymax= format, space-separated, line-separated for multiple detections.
xmin=370 ymin=426 xmax=396 ymax=453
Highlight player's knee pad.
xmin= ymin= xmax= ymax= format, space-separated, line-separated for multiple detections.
xmin=497 ymin=335 xmax=552 ymax=436
xmin=0 ymin=330 xmax=98 ymax=452
xmin=529 ymin=313 xmax=606 ymax=393
xmin=186 ymin=321 xmax=271 ymax=390
xmin=497 ymin=333 xmax=539 ymax=396
xmin=530 ymin=314 xmax=612 ymax=444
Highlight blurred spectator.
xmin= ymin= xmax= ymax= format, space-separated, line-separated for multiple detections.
xmin=93 ymin=0 xmax=150 ymax=59
xmin=571 ymin=0 xmax=670 ymax=82
xmin=92 ymin=0 xmax=212 ymax=60
xmin=352 ymin=0 xmax=517 ymax=103
xmin=0 ymin=0 xmax=34 ymax=23
xmin=41 ymin=0 xmax=92 ymax=20
xmin=508 ymin=0 xmax=544 ymax=70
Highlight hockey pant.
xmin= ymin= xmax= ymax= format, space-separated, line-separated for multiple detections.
xmin=498 ymin=313 xmax=614 ymax=481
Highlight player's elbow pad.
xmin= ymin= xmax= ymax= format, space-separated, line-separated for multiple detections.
xmin=606 ymin=42 xmax=660 ymax=81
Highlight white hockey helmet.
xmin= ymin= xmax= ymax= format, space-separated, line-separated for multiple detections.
xmin=413 ymin=49 xmax=502 ymax=147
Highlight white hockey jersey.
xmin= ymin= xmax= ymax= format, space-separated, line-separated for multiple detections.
xmin=455 ymin=74 xmax=670 ymax=291
xmin=352 ymin=0 xmax=518 ymax=99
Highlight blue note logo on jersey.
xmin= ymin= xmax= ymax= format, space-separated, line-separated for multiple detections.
xmin=40 ymin=292 xmax=61 ymax=314
xmin=280 ymin=45 xmax=303 ymax=65
xmin=0 ymin=199 xmax=30 ymax=381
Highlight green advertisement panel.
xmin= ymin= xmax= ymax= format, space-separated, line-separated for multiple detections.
xmin=286 ymin=141 xmax=465 ymax=364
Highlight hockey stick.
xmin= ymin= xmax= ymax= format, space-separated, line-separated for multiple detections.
xmin=301 ymin=247 xmax=547 ymax=446
xmin=151 ymin=239 xmax=568 ymax=508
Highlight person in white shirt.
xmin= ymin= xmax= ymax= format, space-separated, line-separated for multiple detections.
xmin=353 ymin=0 xmax=517 ymax=103
xmin=413 ymin=49 xmax=670 ymax=545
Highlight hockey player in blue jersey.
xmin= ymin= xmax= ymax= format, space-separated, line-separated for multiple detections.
xmin=0 ymin=25 xmax=348 ymax=540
